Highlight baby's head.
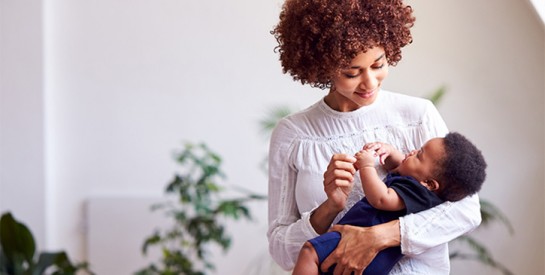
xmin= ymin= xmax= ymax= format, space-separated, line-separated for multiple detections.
xmin=396 ymin=132 xmax=487 ymax=202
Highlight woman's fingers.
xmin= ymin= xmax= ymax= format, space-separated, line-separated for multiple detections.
xmin=322 ymin=250 xmax=365 ymax=275
xmin=343 ymin=267 xmax=362 ymax=275
xmin=321 ymin=224 xmax=378 ymax=275
xmin=320 ymin=244 xmax=338 ymax=273
xmin=324 ymin=154 xmax=356 ymax=184
xmin=324 ymin=169 xmax=354 ymax=185
xmin=326 ymin=154 xmax=357 ymax=172
xmin=322 ymin=154 xmax=357 ymax=209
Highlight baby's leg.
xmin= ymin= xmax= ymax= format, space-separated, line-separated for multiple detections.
xmin=292 ymin=241 xmax=320 ymax=275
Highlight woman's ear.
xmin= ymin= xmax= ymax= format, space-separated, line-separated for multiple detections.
xmin=421 ymin=179 xmax=440 ymax=191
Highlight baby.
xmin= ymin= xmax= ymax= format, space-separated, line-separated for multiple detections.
xmin=292 ymin=132 xmax=487 ymax=275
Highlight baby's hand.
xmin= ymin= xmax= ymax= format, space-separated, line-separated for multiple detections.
xmin=363 ymin=142 xmax=396 ymax=166
xmin=354 ymin=149 xmax=376 ymax=170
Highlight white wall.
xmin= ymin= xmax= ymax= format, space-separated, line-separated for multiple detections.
xmin=1 ymin=0 xmax=544 ymax=274
xmin=43 ymin=0 xmax=317 ymax=272
xmin=0 ymin=0 xmax=45 ymax=246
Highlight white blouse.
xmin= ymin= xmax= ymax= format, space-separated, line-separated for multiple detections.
xmin=267 ymin=90 xmax=481 ymax=274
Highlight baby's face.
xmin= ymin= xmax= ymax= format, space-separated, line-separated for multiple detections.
xmin=394 ymin=138 xmax=445 ymax=183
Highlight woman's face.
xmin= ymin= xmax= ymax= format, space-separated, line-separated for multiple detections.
xmin=326 ymin=47 xmax=389 ymax=112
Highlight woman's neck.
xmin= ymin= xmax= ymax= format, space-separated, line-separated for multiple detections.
xmin=323 ymin=90 xmax=379 ymax=112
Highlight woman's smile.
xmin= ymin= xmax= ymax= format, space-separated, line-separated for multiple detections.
xmin=355 ymin=89 xmax=377 ymax=99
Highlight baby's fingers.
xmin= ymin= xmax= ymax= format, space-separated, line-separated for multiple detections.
xmin=363 ymin=142 xmax=381 ymax=151
xmin=379 ymin=153 xmax=388 ymax=165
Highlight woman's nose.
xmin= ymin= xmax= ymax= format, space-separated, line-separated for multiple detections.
xmin=359 ymin=72 xmax=378 ymax=90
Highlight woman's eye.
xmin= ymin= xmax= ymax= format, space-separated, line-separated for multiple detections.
xmin=344 ymin=73 xmax=358 ymax=79
xmin=372 ymin=64 xmax=385 ymax=70
xmin=342 ymin=71 xmax=360 ymax=78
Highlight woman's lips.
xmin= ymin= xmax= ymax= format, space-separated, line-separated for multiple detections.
xmin=355 ymin=89 xmax=376 ymax=99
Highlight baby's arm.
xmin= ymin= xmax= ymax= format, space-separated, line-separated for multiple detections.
xmin=354 ymin=149 xmax=405 ymax=211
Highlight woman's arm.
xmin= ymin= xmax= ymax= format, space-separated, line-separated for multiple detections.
xmin=267 ymin=119 xmax=357 ymax=270
xmin=400 ymin=194 xmax=481 ymax=255
xmin=267 ymin=119 xmax=318 ymax=270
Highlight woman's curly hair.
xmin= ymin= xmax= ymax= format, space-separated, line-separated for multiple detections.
xmin=272 ymin=0 xmax=415 ymax=89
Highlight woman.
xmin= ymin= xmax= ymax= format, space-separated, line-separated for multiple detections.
xmin=267 ymin=0 xmax=481 ymax=274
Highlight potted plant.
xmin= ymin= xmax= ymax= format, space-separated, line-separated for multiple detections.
xmin=0 ymin=212 xmax=91 ymax=275
xmin=135 ymin=142 xmax=265 ymax=275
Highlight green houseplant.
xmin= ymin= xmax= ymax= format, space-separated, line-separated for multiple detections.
xmin=0 ymin=212 xmax=90 ymax=275
xmin=259 ymin=86 xmax=514 ymax=275
xmin=136 ymin=142 xmax=265 ymax=275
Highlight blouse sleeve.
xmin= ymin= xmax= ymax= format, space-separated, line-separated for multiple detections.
xmin=266 ymin=118 xmax=320 ymax=270
xmin=400 ymin=195 xmax=481 ymax=255
xmin=399 ymin=101 xmax=482 ymax=255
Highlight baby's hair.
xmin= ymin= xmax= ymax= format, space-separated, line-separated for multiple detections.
xmin=271 ymin=0 xmax=415 ymax=89
xmin=436 ymin=132 xmax=487 ymax=201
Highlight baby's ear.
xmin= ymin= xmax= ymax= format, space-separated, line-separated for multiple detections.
xmin=421 ymin=179 xmax=440 ymax=191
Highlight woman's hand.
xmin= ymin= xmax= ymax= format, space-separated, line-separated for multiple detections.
xmin=323 ymin=153 xmax=357 ymax=212
xmin=310 ymin=154 xmax=357 ymax=235
xmin=321 ymin=220 xmax=401 ymax=275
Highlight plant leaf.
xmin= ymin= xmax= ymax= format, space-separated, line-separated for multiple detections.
xmin=0 ymin=212 xmax=36 ymax=265
xmin=451 ymin=235 xmax=513 ymax=275
xmin=259 ymin=106 xmax=295 ymax=137
xmin=427 ymin=85 xmax=447 ymax=105
xmin=33 ymin=252 xmax=67 ymax=275
xmin=137 ymin=142 xmax=265 ymax=275
xmin=480 ymin=199 xmax=514 ymax=234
